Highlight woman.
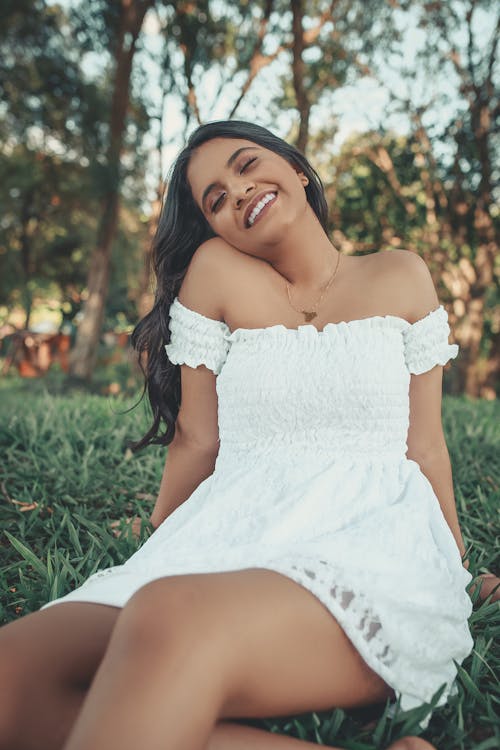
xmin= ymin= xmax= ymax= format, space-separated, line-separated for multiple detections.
xmin=0 ymin=121 xmax=495 ymax=750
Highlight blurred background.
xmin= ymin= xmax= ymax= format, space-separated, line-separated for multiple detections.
xmin=0 ymin=0 xmax=498 ymax=399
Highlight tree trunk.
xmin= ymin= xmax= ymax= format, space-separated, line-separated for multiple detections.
xmin=443 ymin=5 xmax=498 ymax=398
xmin=19 ymin=188 xmax=37 ymax=330
xmin=290 ymin=0 xmax=310 ymax=154
xmin=69 ymin=0 xmax=154 ymax=379
xmin=137 ymin=184 xmax=162 ymax=320
xmin=136 ymin=55 xmax=168 ymax=321
xmin=70 ymin=196 xmax=118 ymax=375
xmin=446 ymin=93 xmax=497 ymax=398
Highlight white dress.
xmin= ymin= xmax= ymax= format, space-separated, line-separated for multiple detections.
xmin=42 ymin=298 xmax=474 ymax=723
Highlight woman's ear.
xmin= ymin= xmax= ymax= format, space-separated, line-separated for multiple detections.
xmin=297 ymin=171 xmax=309 ymax=187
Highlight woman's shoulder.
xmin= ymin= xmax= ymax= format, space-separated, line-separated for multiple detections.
xmin=367 ymin=250 xmax=440 ymax=324
xmin=367 ymin=248 xmax=429 ymax=276
xmin=177 ymin=238 xmax=239 ymax=322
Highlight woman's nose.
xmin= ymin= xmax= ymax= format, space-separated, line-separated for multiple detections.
xmin=232 ymin=183 xmax=255 ymax=209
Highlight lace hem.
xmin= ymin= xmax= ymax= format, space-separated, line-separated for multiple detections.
xmin=262 ymin=556 xmax=399 ymax=681
xmin=264 ymin=555 xmax=456 ymax=730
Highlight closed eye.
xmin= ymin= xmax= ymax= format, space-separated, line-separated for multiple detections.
xmin=211 ymin=194 xmax=225 ymax=212
xmin=240 ymin=157 xmax=257 ymax=173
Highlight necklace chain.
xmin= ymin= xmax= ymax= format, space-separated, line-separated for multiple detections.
xmin=285 ymin=248 xmax=341 ymax=322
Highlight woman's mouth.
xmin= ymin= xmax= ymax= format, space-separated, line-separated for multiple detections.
xmin=245 ymin=192 xmax=277 ymax=228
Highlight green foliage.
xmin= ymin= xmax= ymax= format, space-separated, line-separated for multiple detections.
xmin=0 ymin=0 xmax=150 ymax=327
xmin=0 ymin=386 xmax=162 ymax=619
xmin=0 ymin=144 xmax=99 ymax=303
xmin=0 ymin=388 xmax=498 ymax=748
xmin=313 ymin=126 xmax=500 ymax=395
xmin=0 ymin=1 xmax=84 ymax=142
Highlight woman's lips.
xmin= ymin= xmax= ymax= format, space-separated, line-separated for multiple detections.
xmin=246 ymin=192 xmax=278 ymax=229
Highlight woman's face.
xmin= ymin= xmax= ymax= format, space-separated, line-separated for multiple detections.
xmin=186 ymin=137 xmax=310 ymax=256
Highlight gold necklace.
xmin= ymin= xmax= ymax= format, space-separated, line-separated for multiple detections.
xmin=285 ymin=248 xmax=341 ymax=322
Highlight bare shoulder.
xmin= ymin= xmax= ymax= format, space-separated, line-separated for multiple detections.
xmin=368 ymin=249 xmax=440 ymax=323
xmin=369 ymin=248 xmax=430 ymax=277
xmin=177 ymin=237 xmax=240 ymax=321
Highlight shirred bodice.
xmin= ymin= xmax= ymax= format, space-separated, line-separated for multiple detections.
xmin=165 ymin=298 xmax=459 ymax=462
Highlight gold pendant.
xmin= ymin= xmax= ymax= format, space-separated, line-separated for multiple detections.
xmin=302 ymin=310 xmax=317 ymax=322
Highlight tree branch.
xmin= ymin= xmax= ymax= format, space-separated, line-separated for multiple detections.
xmin=486 ymin=12 xmax=500 ymax=90
xmin=228 ymin=0 xmax=274 ymax=118
xmin=465 ymin=0 xmax=479 ymax=90
xmin=228 ymin=0 xmax=336 ymax=118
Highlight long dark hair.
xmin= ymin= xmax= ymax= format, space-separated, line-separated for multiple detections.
xmin=130 ymin=120 xmax=329 ymax=451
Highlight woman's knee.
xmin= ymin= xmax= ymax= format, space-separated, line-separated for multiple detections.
xmin=117 ymin=579 xmax=181 ymax=645
xmin=116 ymin=577 xmax=217 ymax=654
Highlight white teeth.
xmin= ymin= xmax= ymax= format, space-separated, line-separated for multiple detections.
xmin=247 ymin=193 xmax=275 ymax=226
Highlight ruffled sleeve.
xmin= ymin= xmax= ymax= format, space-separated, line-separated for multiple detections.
xmin=403 ymin=305 xmax=459 ymax=375
xmin=164 ymin=297 xmax=231 ymax=375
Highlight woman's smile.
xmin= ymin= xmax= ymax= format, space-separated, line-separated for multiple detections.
xmin=245 ymin=191 xmax=278 ymax=228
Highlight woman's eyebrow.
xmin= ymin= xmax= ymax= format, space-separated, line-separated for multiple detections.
xmin=201 ymin=146 xmax=259 ymax=209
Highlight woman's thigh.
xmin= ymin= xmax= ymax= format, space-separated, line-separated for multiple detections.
xmin=213 ymin=568 xmax=394 ymax=718
xmin=0 ymin=601 xmax=119 ymax=690
xmin=120 ymin=568 xmax=395 ymax=720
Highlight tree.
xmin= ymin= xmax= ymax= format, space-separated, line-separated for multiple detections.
xmin=271 ymin=0 xmax=403 ymax=153
xmin=310 ymin=120 xmax=499 ymax=397
xmin=381 ymin=0 xmax=500 ymax=396
xmin=299 ymin=0 xmax=499 ymax=397
xmin=0 ymin=0 xmax=108 ymax=327
xmin=68 ymin=0 xmax=155 ymax=379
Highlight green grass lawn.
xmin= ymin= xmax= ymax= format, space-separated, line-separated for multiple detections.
xmin=0 ymin=376 xmax=498 ymax=749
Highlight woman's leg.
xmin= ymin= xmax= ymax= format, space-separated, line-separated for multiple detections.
xmin=0 ymin=604 xmax=332 ymax=750
xmin=0 ymin=595 xmax=435 ymax=750
xmin=0 ymin=602 xmax=119 ymax=750
xmin=61 ymin=568 xmax=398 ymax=750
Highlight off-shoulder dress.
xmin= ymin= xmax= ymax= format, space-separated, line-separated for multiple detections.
xmin=42 ymin=298 xmax=474 ymax=724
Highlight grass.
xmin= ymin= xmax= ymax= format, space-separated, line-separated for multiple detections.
xmin=0 ymin=374 xmax=498 ymax=749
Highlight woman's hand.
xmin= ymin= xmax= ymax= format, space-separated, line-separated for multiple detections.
xmin=150 ymin=507 xmax=170 ymax=529
xmin=469 ymin=572 xmax=500 ymax=604
xmin=110 ymin=516 xmax=153 ymax=540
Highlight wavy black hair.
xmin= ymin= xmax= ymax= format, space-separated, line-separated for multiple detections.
xmin=130 ymin=120 xmax=329 ymax=451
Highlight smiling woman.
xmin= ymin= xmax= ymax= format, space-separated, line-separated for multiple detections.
xmin=0 ymin=120 xmax=487 ymax=750
xmin=187 ymin=138 xmax=315 ymax=254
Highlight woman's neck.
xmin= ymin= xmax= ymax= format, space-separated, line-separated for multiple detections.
xmin=268 ymin=210 xmax=339 ymax=291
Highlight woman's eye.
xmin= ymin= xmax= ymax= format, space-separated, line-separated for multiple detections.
xmin=240 ymin=157 xmax=257 ymax=173
xmin=211 ymin=194 xmax=225 ymax=212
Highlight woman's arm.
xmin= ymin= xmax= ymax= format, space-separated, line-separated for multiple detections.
xmin=410 ymin=439 xmax=466 ymax=560
xmin=411 ymin=445 xmax=500 ymax=603
xmin=405 ymin=364 xmax=466 ymax=560
xmin=150 ymin=248 xmax=226 ymax=528
xmin=417 ymin=449 xmax=500 ymax=604
xmin=150 ymin=431 xmax=219 ymax=528
xmin=150 ymin=361 xmax=221 ymax=529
